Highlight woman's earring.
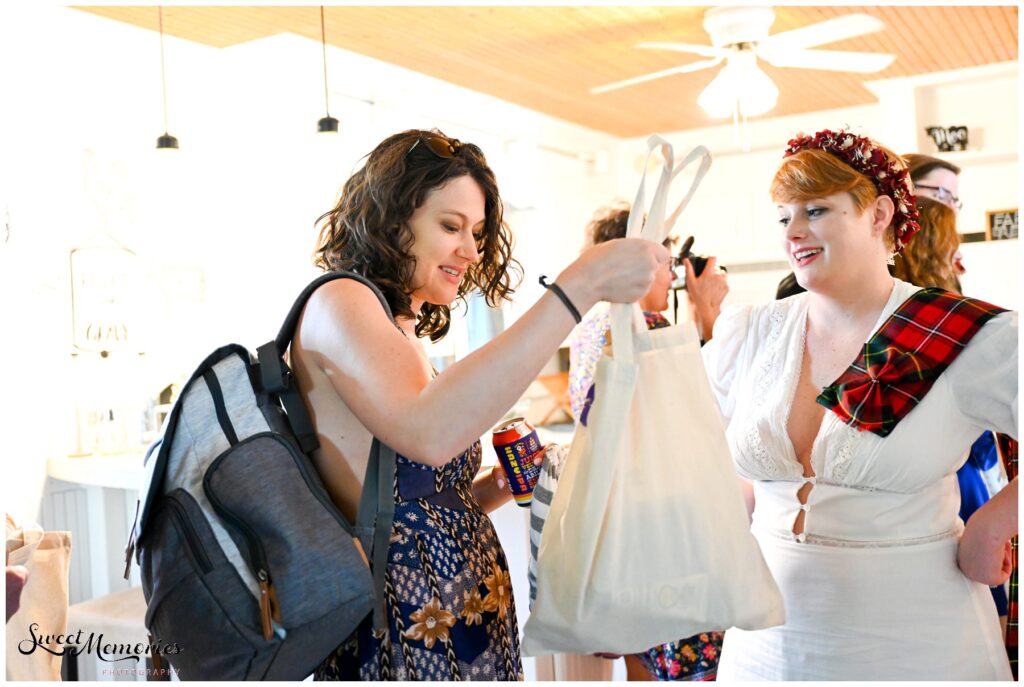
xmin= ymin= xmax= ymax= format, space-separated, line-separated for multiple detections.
xmin=886 ymin=252 xmax=897 ymax=266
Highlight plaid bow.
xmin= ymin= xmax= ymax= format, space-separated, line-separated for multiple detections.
xmin=817 ymin=288 xmax=1008 ymax=437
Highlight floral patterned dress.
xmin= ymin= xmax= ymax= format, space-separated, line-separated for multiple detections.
xmin=636 ymin=633 xmax=724 ymax=681
xmin=316 ymin=442 xmax=522 ymax=681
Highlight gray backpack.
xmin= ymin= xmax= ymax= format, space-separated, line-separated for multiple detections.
xmin=125 ymin=271 xmax=396 ymax=680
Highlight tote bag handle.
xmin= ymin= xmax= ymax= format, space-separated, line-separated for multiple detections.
xmin=611 ymin=136 xmax=712 ymax=365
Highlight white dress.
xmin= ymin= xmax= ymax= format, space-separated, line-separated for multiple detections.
xmin=702 ymin=279 xmax=1017 ymax=681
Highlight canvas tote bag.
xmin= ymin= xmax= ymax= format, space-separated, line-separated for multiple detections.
xmin=6 ymin=513 xmax=73 ymax=681
xmin=523 ymin=135 xmax=784 ymax=656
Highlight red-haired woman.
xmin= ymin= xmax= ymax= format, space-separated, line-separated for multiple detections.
xmin=701 ymin=130 xmax=1017 ymax=680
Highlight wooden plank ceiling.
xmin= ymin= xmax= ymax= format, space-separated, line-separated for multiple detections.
xmin=74 ymin=5 xmax=1018 ymax=137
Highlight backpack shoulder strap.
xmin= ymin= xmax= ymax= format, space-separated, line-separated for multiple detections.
xmin=274 ymin=270 xmax=395 ymax=352
xmin=355 ymin=438 xmax=397 ymax=631
xmin=262 ymin=270 xmax=398 ymax=631
xmin=256 ymin=270 xmax=395 ymax=454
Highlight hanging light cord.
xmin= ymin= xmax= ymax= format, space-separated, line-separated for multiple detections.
xmin=320 ymin=6 xmax=331 ymax=116
xmin=158 ymin=6 xmax=170 ymax=134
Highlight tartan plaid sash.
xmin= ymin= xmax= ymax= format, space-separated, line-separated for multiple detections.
xmin=816 ymin=287 xmax=1008 ymax=437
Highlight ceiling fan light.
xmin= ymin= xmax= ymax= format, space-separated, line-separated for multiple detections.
xmin=697 ymin=65 xmax=740 ymax=118
xmin=698 ymin=61 xmax=778 ymax=119
xmin=737 ymin=62 xmax=778 ymax=116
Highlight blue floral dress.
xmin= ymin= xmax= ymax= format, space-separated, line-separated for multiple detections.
xmin=315 ymin=442 xmax=522 ymax=680
xmin=637 ymin=632 xmax=724 ymax=681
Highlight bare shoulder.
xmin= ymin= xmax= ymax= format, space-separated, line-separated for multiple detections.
xmin=307 ymin=277 xmax=393 ymax=327
xmin=296 ymin=278 xmax=398 ymax=357
xmin=293 ymin=276 xmax=429 ymax=399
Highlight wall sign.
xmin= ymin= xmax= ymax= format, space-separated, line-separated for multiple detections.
xmin=925 ymin=125 xmax=968 ymax=152
xmin=70 ymin=245 xmax=144 ymax=353
xmin=985 ymin=209 xmax=1018 ymax=241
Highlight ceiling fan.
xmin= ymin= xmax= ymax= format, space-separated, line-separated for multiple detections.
xmin=591 ymin=6 xmax=895 ymax=118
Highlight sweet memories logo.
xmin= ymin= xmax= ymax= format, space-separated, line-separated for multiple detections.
xmin=18 ymin=622 xmax=182 ymax=664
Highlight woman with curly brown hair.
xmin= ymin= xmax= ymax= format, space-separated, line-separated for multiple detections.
xmin=291 ymin=129 xmax=668 ymax=680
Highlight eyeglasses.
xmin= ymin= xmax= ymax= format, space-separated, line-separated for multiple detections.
xmin=407 ymin=134 xmax=462 ymax=159
xmin=915 ymin=184 xmax=962 ymax=212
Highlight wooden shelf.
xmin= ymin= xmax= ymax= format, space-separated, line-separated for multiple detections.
xmin=926 ymin=149 xmax=1018 ymax=166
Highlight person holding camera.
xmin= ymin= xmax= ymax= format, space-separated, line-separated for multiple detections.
xmin=568 ymin=204 xmax=729 ymax=424
xmin=681 ymin=250 xmax=730 ymax=345
xmin=560 ymin=203 xmax=729 ymax=681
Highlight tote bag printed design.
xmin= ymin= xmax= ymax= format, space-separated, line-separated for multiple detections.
xmin=523 ymin=136 xmax=784 ymax=656
xmin=6 ymin=514 xmax=73 ymax=681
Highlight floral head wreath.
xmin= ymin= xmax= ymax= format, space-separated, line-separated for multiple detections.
xmin=783 ymin=129 xmax=920 ymax=253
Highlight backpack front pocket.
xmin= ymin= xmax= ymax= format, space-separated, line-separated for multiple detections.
xmin=203 ymin=433 xmax=373 ymax=632
xmin=140 ymin=489 xmax=271 ymax=679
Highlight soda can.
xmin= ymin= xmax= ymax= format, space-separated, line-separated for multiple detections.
xmin=491 ymin=417 xmax=542 ymax=507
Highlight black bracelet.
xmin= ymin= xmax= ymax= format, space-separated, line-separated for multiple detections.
xmin=539 ymin=275 xmax=582 ymax=323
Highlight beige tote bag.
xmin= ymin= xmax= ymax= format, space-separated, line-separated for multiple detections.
xmin=523 ymin=136 xmax=784 ymax=656
xmin=6 ymin=513 xmax=72 ymax=681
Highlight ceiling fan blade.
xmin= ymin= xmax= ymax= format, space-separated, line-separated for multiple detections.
xmin=765 ymin=14 xmax=885 ymax=52
xmin=760 ymin=48 xmax=895 ymax=73
xmin=636 ymin=42 xmax=728 ymax=59
xmin=589 ymin=57 xmax=723 ymax=95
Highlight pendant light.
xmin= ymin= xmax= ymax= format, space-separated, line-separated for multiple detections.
xmin=155 ymin=6 xmax=179 ymax=149
xmin=317 ymin=6 xmax=339 ymax=133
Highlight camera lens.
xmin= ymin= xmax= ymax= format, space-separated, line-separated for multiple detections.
xmin=690 ymin=256 xmax=708 ymax=278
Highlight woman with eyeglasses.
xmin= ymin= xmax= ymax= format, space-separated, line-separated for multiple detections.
xmin=701 ymin=130 xmax=1017 ymax=680
xmin=293 ymin=129 xmax=668 ymax=680
xmin=904 ymin=153 xmax=963 ymax=212
xmin=903 ymin=153 xmax=965 ymax=287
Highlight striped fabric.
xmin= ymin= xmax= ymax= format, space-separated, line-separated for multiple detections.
xmin=996 ymin=434 xmax=1018 ymax=680
xmin=817 ymin=288 xmax=1007 ymax=437
xmin=528 ymin=445 xmax=566 ymax=609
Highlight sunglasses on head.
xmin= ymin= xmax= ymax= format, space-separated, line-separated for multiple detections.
xmin=407 ymin=134 xmax=462 ymax=159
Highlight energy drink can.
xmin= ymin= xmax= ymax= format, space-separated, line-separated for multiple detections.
xmin=491 ymin=417 xmax=542 ymax=507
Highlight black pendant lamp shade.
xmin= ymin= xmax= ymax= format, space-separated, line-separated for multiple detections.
xmin=317 ymin=6 xmax=338 ymax=133
xmin=156 ymin=133 xmax=179 ymax=149
xmin=318 ymin=115 xmax=339 ymax=133
xmin=155 ymin=6 xmax=179 ymax=149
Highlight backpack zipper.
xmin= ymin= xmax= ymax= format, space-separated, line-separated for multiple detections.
xmin=202 ymin=480 xmax=282 ymax=639
xmin=164 ymin=497 xmax=214 ymax=573
xmin=256 ymin=569 xmax=283 ymax=640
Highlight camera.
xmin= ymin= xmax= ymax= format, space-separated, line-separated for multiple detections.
xmin=671 ymin=236 xmax=722 ymax=290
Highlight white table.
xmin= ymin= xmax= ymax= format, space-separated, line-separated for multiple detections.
xmin=47 ymin=452 xmax=147 ymax=491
